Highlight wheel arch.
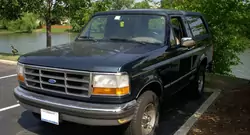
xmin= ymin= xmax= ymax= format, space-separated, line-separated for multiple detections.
xmin=199 ymin=54 xmax=208 ymax=68
xmin=135 ymin=80 xmax=163 ymax=100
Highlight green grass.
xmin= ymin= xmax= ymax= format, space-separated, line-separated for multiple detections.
xmin=40 ymin=28 xmax=70 ymax=33
xmin=0 ymin=29 xmax=14 ymax=34
xmin=0 ymin=28 xmax=71 ymax=34
xmin=0 ymin=53 xmax=19 ymax=61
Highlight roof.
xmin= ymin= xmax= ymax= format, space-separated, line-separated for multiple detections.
xmin=94 ymin=9 xmax=202 ymax=16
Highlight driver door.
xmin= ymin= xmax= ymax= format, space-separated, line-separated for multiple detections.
xmin=168 ymin=16 xmax=193 ymax=94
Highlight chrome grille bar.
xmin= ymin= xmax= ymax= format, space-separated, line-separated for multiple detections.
xmin=24 ymin=65 xmax=91 ymax=97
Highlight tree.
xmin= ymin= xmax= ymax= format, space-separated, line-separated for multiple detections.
xmin=69 ymin=0 xmax=136 ymax=32
xmin=109 ymin=0 xmax=134 ymax=10
xmin=29 ymin=0 xmax=67 ymax=47
xmin=69 ymin=0 xmax=112 ymax=32
xmin=0 ymin=0 xmax=68 ymax=47
xmin=67 ymin=0 xmax=93 ymax=32
xmin=161 ymin=0 xmax=250 ymax=75
xmin=0 ymin=0 xmax=25 ymax=20
xmin=133 ymin=0 xmax=152 ymax=9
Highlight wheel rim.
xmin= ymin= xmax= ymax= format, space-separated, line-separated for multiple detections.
xmin=198 ymin=71 xmax=204 ymax=93
xmin=141 ymin=103 xmax=156 ymax=135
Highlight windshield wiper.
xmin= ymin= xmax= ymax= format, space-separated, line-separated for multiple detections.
xmin=78 ymin=36 xmax=98 ymax=42
xmin=108 ymin=38 xmax=147 ymax=45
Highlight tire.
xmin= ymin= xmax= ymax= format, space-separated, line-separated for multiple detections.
xmin=123 ymin=91 xmax=159 ymax=135
xmin=189 ymin=64 xmax=206 ymax=99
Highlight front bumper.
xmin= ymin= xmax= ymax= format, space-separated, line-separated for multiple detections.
xmin=14 ymin=87 xmax=136 ymax=126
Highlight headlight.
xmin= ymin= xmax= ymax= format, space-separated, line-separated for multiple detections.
xmin=92 ymin=73 xmax=130 ymax=96
xmin=17 ymin=63 xmax=25 ymax=82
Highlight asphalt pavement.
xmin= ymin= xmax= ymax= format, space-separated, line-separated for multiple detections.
xmin=0 ymin=62 xmax=212 ymax=135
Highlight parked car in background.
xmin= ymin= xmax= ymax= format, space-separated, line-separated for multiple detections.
xmin=14 ymin=9 xmax=213 ymax=135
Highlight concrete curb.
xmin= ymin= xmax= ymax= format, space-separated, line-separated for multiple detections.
xmin=173 ymin=88 xmax=221 ymax=135
xmin=0 ymin=59 xmax=17 ymax=65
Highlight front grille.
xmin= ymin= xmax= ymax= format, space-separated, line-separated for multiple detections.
xmin=24 ymin=65 xmax=91 ymax=97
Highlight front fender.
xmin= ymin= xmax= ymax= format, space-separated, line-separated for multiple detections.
xmin=199 ymin=54 xmax=207 ymax=66
xmin=130 ymin=70 xmax=163 ymax=99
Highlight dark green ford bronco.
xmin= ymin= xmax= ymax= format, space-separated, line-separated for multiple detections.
xmin=14 ymin=9 xmax=213 ymax=135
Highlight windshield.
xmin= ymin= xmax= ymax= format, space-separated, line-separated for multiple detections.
xmin=78 ymin=14 xmax=166 ymax=45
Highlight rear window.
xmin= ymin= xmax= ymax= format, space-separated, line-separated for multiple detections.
xmin=186 ymin=16 xmax=208 ymax=37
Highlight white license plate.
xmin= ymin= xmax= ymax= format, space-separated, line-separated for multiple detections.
xmin=41 ymin=109 xmax=59 ymax=125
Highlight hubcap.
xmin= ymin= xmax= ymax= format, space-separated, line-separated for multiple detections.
xmin=141 ymin=103 xmax=156 ymax=135
xmin=198 ymin=72 xmax=204 ymax=92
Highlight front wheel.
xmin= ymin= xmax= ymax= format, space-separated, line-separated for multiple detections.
xmin=123 ymin=91 xmax=159 ymax=135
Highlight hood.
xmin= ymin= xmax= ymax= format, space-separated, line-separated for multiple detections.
xmin=19 ymin=41 xmax=161 ymax=72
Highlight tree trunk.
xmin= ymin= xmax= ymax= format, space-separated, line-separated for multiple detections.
xmin=46 ymin=20 xmax=52 ymax=48
xmin=46 ymin=0 xmax=52 ymax=48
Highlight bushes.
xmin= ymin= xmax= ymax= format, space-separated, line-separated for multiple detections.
xmin=5 ymin=13 xmax=39 ymax=33
xmin=0 ymin=20 xmax=8 ymax=29
xmin=0 ymin=20 xmax=4 ymax=29
xmin=161 ymin=0 xmax=250 ymax=75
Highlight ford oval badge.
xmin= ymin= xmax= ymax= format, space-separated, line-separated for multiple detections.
xmin=48 ymin=79 xmax=57 ymax=84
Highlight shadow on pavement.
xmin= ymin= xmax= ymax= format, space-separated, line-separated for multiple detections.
xmin=17 ymin=90 xmax=212 ymax=135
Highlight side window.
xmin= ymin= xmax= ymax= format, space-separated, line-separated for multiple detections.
xmin=170 ymin=17 xmax=186 ymax=47
xmin=186 ymin=16 xmax=208 ymax=37
xmin=170 ymin=29 xmax=176 ymax=46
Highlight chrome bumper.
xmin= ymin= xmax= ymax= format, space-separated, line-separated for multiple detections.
xmin=14 ymin=87 xmax=136 ymax=126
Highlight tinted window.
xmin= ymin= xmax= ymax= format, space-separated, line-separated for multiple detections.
xmin=80 ymin=15 xmax=166 ymax=44
xmin=88 ymin=17 xmax=107 ymax=39
xmin=170 ymin=17 xmax=185 ymax=46
xmin=170 ymin=29 xmax=176 ymax=46
xmin=148 ymin=17 xmax=165 ymax=30
xmin=186 ymin=16 xmax=207 ymax=37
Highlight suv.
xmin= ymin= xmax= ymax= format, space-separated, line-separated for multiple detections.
xmin=14 ymin=9 xmax=213 ymax=135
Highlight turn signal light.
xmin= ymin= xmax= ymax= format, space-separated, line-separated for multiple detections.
xmin=92 ymin=87 xmax=129 ymax=96
xmin=18 ymin=74 xmax=25 ymax=82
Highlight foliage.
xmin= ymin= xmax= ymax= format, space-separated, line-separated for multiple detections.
xmin=0 ymin=20 xmax=5 ymax=29
xmin=162 ymin=0 xmax=250 ymax=75
xmin=69 ymin=0 xmax=110 ymax=32
xmin=103 ymin=0 xmax=134 ymax=10
xmin=5 ymin=12 xmax=39 ymax=33
xmin=133 ymin=0 xmax=152 ymax=9
xmin=0 ymin=0 xmax=24 ymax=20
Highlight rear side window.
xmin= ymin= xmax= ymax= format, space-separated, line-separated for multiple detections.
xmin=186 ymin=16 xmax=208 ymax=37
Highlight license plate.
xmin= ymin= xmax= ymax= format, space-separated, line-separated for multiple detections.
xmin=41 ymin=109 xmax=59 ymax=125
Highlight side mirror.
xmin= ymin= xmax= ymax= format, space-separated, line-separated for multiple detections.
xmin=181 ymin=37 xmax=196 ymax=47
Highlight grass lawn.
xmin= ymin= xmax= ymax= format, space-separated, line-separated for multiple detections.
xmin=40 ymin=28 xmax=70 ymax=33
xmin=0 ymin=53 xmax=19 ymax=61
xmin=0 ymin=29 xmax=14 ymax=34
xmin=40 ymin=25 xmax=72 ymax=33
xmin=0 ymin=28 xmax=71 ymax=34
xmin=0 ymin=25 xmax=73 ymax=34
